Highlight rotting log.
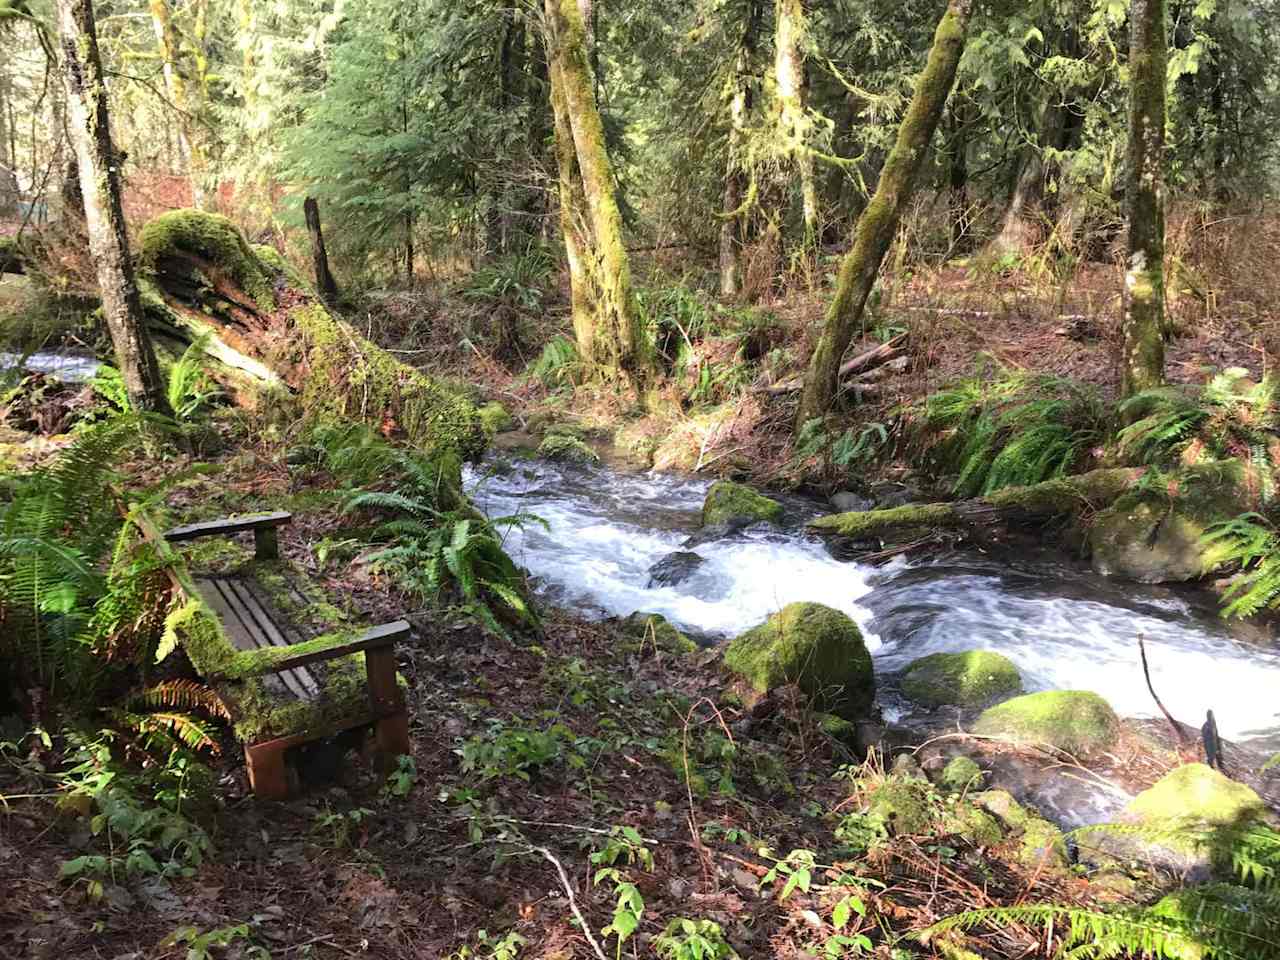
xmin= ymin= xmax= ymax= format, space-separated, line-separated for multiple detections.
xmin=808 ymin=467 xmax=1145 ymax=540
xmin=767 ymin=334 xmax=906 ymax=395
xmin=135 ymin=208 xmax=486 ymax=462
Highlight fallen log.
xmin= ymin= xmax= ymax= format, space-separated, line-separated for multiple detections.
xmin=766 ymin=334 xmax=906 ymax=395
xmin=135 ymin=209 xmax=486 ymax=462
xmin=807 ymin=467 xmax=1146 ymax=540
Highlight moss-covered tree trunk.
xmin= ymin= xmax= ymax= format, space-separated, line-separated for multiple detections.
xmin=303 ymin=196 xmax=340 ymax=306
xmin=55 ymin=0 xmax=170 ymax=415
xmin=149 ymin=0 xmax=209 ymax=210
xmin=774 ymin=0 xmax=817 ymax=246
xmin=1122 ymin=0 xmax=1167 ymax=398
xmin=720 ymin=0 xmax=762 ymax=298
xmin=544 ymin=0 xmax=653 ymax=391
xmin=0 ymin=76 xmax=16 ymax=219
xmin=795 ymin=0 xmax=972 ymax=429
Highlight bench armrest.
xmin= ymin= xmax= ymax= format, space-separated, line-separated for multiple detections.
xmin=221 ymin=620 xmax=411 ymax=679
xmin=164 ymin=512 xmax=292 ymax=559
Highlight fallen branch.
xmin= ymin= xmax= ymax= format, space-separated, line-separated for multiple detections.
xmin=766 ymin=334 xmax=906 ymax=394
xmin=1138 ymin=634 xmax=1192 ymax=755
xmin=529 ymin=844 xmax=609 ymax=960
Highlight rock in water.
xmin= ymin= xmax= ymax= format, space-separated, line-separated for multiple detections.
xmin=830 ymin=491 xmax=872 ymax=513
xmin=723 ymin=602 xmax=875 ymax=719
xmin=900 ymin=650 xmax=1022 ymax=707
xmin=646 ymin=551 xmax=707 ymax=588
xmin=971 ymin=690 xmax=1119 ymax=757
xmin=1080 ymin=763 xmax=1269 ymax=881
xmin=701 ymin=480 xmax=783 ymax=528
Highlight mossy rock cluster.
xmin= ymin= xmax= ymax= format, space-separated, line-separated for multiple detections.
xmin=900 ymin=650 xmax=1022 ymax=707
xmin=938 ymin=755 xmax=983 ymax=792
xmin=723 ymin=602 xmax=875 ymax=719
xmin=866 ymin=778 xmax=936 ymax=835
xmin=971 ymin=789 xmax=1069 ymax=870
xmin=971 ymin=689 xmax=1119 ymax=757
xmin=537 ymin=433 xmax=600 ymax=464
xmin=701 ymin=480 xmax=782 ymax=528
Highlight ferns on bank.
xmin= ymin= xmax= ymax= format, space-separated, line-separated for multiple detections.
xmin=1200 ymin=513 xmax=1280 ymax=618
xmin=913 ymin=368 xmax=1106 ymax=497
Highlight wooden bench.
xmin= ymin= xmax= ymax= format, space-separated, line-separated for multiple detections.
xmin=162 ymin=512 xmax=412 ymax=800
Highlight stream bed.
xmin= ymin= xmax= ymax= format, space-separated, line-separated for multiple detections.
xmin=467 ymin=453 xmax=1280 ymax=754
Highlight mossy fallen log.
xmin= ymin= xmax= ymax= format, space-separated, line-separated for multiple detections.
xmin=135 ymin=209 xmax=485 ymax=461
xmin=808 ymin=467 xmax=1145 ymax=540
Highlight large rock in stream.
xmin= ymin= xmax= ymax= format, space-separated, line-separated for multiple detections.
xmin=701 ymin=480 xmax=783 ymax=528
xmin=971 ymin=690 xmax=1120 ymax=757
xmin=900 ymin=650 xmax=1023 ymax=707
xmin=724 ymin=602 xmax=874 ymax=719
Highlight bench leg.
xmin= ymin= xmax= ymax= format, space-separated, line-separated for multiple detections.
xmin=245 ymin=740 xmax=292 ymax=800
xmin=374 ymin=710 xmax=411 ymax=769
xmin=254 ymin=525 xmax=279 ymax=560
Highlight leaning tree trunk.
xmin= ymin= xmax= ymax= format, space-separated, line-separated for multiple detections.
xmin=774 ymin=0 xmax=817 ymax=247
xmin=303 ymin=196 xmax=339 ymax=305
xmin=1122 ymin=0 xmax=1167 ymax=398
xmin=55 ymin=0 xmax=170 ymax=414
xmin=796 ymin=0 xmax=973 ymax=429
xmin=544 ymin=0 xmax=653 ymax=391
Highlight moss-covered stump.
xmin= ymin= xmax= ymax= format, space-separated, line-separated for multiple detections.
xmin=1088 ymin=465 xmax=1245 ymax=583
xmin=971 ymin=690 xmax=1120 ymax=757
xmin=1080 ymin=763 xmax=1270 ymax=881
xmin=900 ymin=650 xmax=1022 ymax=707
xmin=701 ymin=480 xmax=783 ymax=528
xmin=137 ymin=209 xmax=485 ymax=461
xmin=620 ymin=612 xmax=697 ymax=655
xmin=723 ymin=602 xmax=874 ymax=719
xmin=537 ymin=433 xmax=600 ymax=464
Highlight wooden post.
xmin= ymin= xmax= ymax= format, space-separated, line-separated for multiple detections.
xmin=365 ymin=647 xmax=410 ymax=763
xmin=303 ymin=196 xmax=340 ymax=305
xmin=253 ymin=524 xmax=279 ymax=560
xmin=245 ymin=739 xmax=292 ymax=800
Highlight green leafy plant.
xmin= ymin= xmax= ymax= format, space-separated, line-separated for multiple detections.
xmin=525 ymin=335 xmax=580 ymax=388
xmin=653 ymin=918 xmax=739 ymax=960
xmin=461 ymin=243 xmax=556 ymax=315
xmin=457 ymin=721 xmax=569 ymax=782
xmin=91 ymin=335 xmax=222 ymax=423
xmin=160 ymin=923 xmax=269 ymax=960
xmin=592 ymin=829 xmax=653 ymax=959
xmin=381 ymin=754 xmax=417 ymax=799
xmin=312 ymin=804 xmax=375 ymax=849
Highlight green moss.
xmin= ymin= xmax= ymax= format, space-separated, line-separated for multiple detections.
xmin=984 ymin=467 xmax=1142 ymax=516
xmin=478 ymin=402 xmax=515 ymax=436
xmin=972 ymin=790 xmax=1032 ymax=830
xmin=972 ymin=690 xmax=1120 ymax=757
xmin=1125 ymin=763 xmax=1266 ymax=827
xmin=621 ymin=612 xmax=697 ymax=655
xmin=939 ymin=755 xmax=983 ymax=792
xmin=901 ymin=650 xmax=1022 ymax=707
xmin=807 ymin=502 xmax=959 ymax=539
xmin=1019 ymin=816 xmax=1069 ymax=870
xmin=723 ymin=602 xmax=875 ymax=719
xmin=537 ymin=433 xmax=599 ymax=464
xmin=866 ymin=778 xmax=935 ymax=836
xmin=942 ymin=804 xmax=1004 ymax=847
xmin=138 ymin=209 xmax=276 ymax=310
xmin=701 ymin=480 xmax=783 ymax=528
xmin=816 ymin=712 xmax=857 ymax=743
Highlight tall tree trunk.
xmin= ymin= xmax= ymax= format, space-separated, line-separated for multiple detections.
xmin=796 ymin=0 xmax=972 ymax=429
xmin=55 ymin=0 xmax=169 ymax=414
xmin=719 ymin=0 xmax=761 ymax=298
xmin=988 ymin=103 xmax=1065 ymax=257
xmin=0 ymin=76 xmax=16 ymax=219
xmin=149 ymin=0 xmax=208 ymax=209
xmin=1122 ymin=0 xmax=1167 ymax=398
xmin=774 ymin=0 xmax=817 ymax=246
xmin=544 ymin=0 xmax=652 ymax=390
xmin=304 ymin=196 xmax=340 ymax=306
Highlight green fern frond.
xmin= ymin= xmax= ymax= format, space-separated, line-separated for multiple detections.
xmin=129 ymin=680 xmax=230 ymax=721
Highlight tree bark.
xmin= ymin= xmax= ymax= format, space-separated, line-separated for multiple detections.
xmin=0 ymin=74 xmax=16 ymax=218
xmin=55 ymin=0 xmax=169 ymax=414
xmin=774 ymin=0 xmax=817 ymax=246
xmin=303 ymin=196 xmax=339 ymax=306
xmin=543 ymin=0 xmax=653 ymax=391
xmin=720 ymin=0 xmax=761 ymax=298
xmin=1122 ymin=0 xmax=1167 ymax=398
xmin=148 ymin=0 xmax=209 ymax=209
xmin=795 ymin=0 xmax=972 ymax=429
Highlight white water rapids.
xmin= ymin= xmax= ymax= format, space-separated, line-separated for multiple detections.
xmin=1 ymin=350 xmax=101 ymax=383
xmin=466 ymin=455 xmax=1280 ymax=745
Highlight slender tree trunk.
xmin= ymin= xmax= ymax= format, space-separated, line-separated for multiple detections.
xmin=774 ymin=0 xmax=817 ymax=246
xmin=544 ymin=0 xmax=653 ymax=390
xmin=55 ymin=0 xmax=169 ymax=414
xmin=720 ymin=0 xmax=761 ymax=298
xmin=0 ymin=76 xmax=16 ymax=218
xmin=304 ymin=196 xmax=339 ymax=305
xmin=148 ymin=0 xmax=208 ymax=209
xmin=946 ymin=100 xmax=970 ymax=252
xmin=796 ymin=0 xmax=973 ymax=429
xmin=1122 ymin=0 xmax=1167 ymax=398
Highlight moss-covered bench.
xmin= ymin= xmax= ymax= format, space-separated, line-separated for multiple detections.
xmin=162 ymin=512 xmax=412 ymax=800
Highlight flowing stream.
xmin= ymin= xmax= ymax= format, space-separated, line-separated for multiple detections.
xmin=469 ymin=454 xmax=1280 ymax=747
xmin=1 ymin=350 xmax=101 ymax=383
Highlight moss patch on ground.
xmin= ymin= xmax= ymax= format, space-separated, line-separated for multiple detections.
xmin=971 ymin=689 xmax=1119 ymax=756
xmin=900 ymin=650 xmax=1022 ymax=707
xmin=723 ymin=602 xmax=875 ymax=718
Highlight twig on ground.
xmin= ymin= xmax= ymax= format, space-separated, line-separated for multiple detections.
xmin=528 ymin=844 xmax=609 ymax=960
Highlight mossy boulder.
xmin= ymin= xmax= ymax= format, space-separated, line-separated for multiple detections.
xmin=866 ymin=778 xmax=935 ymax=836
xmin=942 ymin=804 xmax=1004 ymax=847
xmin=938 ymin=755 xmax=983 ymax=792
xmin=970 ymin=790 xmax=1067 ymax=869
xmin=901 ymin=650 xmax=1022 ymax=707
xmin=723 ymin=602 xmax=875 ymax=719
xmin=478 ymin=402 xmax=515 ymax=436
xmin=621 ymin=612 xmax=697 ymax=655
xmin=537 ymin=433 xmax=600 ymax=464
xmin=972 ymin=690 xmax=1119 ymax=757
xmin=1081 ymin=764 xmax=1269 ymax=881
xmin=701 ymin=480 xmax=783 ymax=528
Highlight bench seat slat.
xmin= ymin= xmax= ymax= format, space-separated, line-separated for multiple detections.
xmin=164 ymin=512 xmax=292 ymax=543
